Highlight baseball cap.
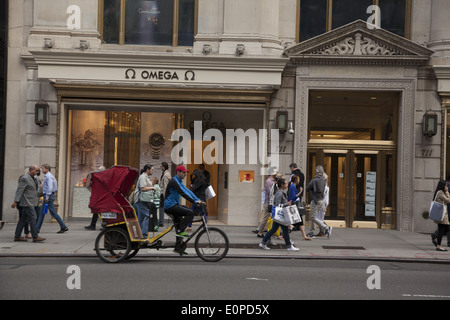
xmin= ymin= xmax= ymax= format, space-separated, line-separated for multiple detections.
xmin=176 ymin=165 xmax=189 ymax=172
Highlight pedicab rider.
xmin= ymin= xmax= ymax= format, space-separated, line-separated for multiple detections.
xmin=164 ymin=165 xmax=203 ymax=254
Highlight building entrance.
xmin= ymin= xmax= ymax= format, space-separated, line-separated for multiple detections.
xmin=307 ymin=91 xmax=399 ymax=228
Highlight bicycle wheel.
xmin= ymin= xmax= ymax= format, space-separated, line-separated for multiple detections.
xmin=194 ymin=227 xmax=229 ymax=262
xmin=95 ymin=227 xmax=131 ymax=263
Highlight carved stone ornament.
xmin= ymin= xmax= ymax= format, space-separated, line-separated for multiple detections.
xmin=285 ymin=20 xmax=434 ymax=66
xmin=314 ymin=33 xmax=399 ymax=56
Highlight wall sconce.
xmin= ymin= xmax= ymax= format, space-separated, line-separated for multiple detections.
xmin=423 ymin=110 xmax=437 ymax=137
xmin=276 ymin=108 xmax=288 ymax=134
xmin=202 ymin=44 xmax=212 ymax=54
xmin=35 ymin=99 xmax=49 ymax=127
xmin=44 ymin=37 xmax=54 ymax=48
xmin=80 ymin=40 xmax=90 ymax=50
xmin=236 ymin=44 xmax=245 ymax=56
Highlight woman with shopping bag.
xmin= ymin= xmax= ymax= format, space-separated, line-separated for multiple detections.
xmin=431 ymin=180 xmax=450 ymax=251
xmin=258 ymin=179 xmax=299 ymax=252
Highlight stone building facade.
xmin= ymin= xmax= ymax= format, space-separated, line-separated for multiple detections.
xmin=2 ymin=0 xmax=450 ymax=232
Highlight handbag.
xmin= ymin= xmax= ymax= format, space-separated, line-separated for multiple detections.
xmin=429 ymin=194 xmax=445 ymax=222
xmin=296 ymin=201 xmax=307 ymax=216
xmin=283 ymin=205 xmax=302 ymax=225
xmin=205 ymin=185 xmax=216 ymax=200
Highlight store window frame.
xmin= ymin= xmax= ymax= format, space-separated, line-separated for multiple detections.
xmin=98 ymin=0 xmax=198 ymax=47
xmin=296 ymin=0 xmax=412 ymax=43
xmin=442 ymin=100 xmax=450 ymax=180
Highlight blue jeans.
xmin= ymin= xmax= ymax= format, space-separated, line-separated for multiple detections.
xmin=261 ymin=221 xmax=292 ymax=248
xmin=136 ymin=201 xmax=150 ymax=237
xmin=36 ymin=193 xmax=66 ymax=232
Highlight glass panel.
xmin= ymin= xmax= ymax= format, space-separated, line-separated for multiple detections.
xmin=299 ymin=0 xmax=327 ymax=42
xmin=323 ymin=153 xmax=346 ymax=220
xmin=308 ymin=91 xmax=399 ymax=142
xmin=332 ymin=0 xmax=374 ymax=29
xmin=385 ymin=154 xmax=394 ymax=207
xmin=379 ymin=0 xmax=406 ymax=37
xmin=104 ymin=111 xmax=141 ymax=169
xmin=103 ymin=0 xmax=121 ymax=44
xmin=353 ymin=154 xmax=377 ymax=222
xmin=178 ymin=0 xmax=196 ymax=46
xmin=125 ymin=0 xmax=174 ymax=45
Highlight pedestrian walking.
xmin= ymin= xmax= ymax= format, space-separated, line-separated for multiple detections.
xmin=289 ymin=163 xmax=305 ymax=200
xmin=431 ymin=180 xmax=450 ymax=251
xmin=259 ymin=178 xmax=299 ymax=252
xmin=256 ymin=167 xmax=277 ymax=238
xmin=316 ymin=173 xmax=330 ymax=237
xmin=151 ymin=177 xmax=161 ymax=231
xmin=135 ymin=164 xmax=156 ymax=238
xmin=305 ymin=165 xmax=332 ymax=239
xmin=84 ymin=166 xmax=105 ymax=230
xmin=11 ymin=165 xmax=45 ymax=243
xmin=36 ymin=164 xmax=68 ymax=234
xmin=288 ymin=175 xmax=311 ymax=240
xmin=431 ymin=175 xmax=450 ymax=247
xmin=159 ymin=162 xmax=171 ymax=227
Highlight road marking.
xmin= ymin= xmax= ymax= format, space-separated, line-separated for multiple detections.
xmin=403 ymin=294 xmax=450 ymax=299
xmin=246 ymin=277 xmax=269 ymax=281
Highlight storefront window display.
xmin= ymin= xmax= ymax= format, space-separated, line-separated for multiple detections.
xmin=68 ymin=110 xmax=173 ymax=217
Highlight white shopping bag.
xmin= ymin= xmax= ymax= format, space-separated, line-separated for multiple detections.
xmin=272 ymin=205 xmax=288 ymax=226
xmin=283 ymin=205 xmax=302 ymax=225
xmin=205 ymin=185 xmax=216 ymax=200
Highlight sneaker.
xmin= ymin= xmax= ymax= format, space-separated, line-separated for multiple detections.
xmin=306 ymin=232 xmax=316 ymax=239
xmin=259 ymin=242 xmax=270 ymax=250
xmin=84 ymin=225 xmax=96 ymax=231
xmin=287 ymin=245 xmax=299 ymax=252
xmin=327 ymin=226 xmax=333 ymax=239
xmin=175 ymin=231 xmax=190 ymax=239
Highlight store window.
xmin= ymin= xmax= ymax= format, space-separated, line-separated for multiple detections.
xmin=101 ymin=0 xmax=197 ymax=46
xmin=68 ymin=110 xmax=174 ymax=217
xmin=297 ymin=0 xmax=411 ymax=42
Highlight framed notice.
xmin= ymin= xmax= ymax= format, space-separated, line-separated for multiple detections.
xmin=239 ymin=170 xmax=254 ymax=183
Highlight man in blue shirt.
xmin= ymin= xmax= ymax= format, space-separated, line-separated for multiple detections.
xmin=36 ymin=164 xmax=68 ymax=233
xmin=164 ymin=165 xmax=202 ymax=241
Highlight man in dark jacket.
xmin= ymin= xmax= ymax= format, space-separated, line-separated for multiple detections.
xmin=305 ymin=165 xmax=332 ymax=239
xmin=11 ymin=165 xmax=46 ymax=242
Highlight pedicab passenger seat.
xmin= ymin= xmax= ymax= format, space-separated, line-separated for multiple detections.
xmin=88 ymin=165 xmax=145 ymax=240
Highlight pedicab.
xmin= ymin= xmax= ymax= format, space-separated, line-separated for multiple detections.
xmin=89 ymin=165 xmax=229 ymax=263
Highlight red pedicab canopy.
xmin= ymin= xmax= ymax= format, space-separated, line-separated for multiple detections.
xmin=88 ymin=166 xmax=138 ymax=214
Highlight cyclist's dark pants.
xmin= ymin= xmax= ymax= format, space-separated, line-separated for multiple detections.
xmin=165 ymin=204 xmax=194 ymax=234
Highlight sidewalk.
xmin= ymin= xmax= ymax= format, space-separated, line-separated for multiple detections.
xmin=1 ymin=220 xmax=449 ymax=263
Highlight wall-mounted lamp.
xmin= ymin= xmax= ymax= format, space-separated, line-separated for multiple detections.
xmin=236 ymin=44 xmax=245 ymax=56
xmin=423 ymin=110 xmax=437 ymax=137
xmin=35 ymin=99 xmax=49 ymax=127
xmin=276 ymin=108 xmax=288 ymax=134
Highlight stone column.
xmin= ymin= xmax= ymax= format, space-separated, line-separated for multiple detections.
xmin=428 ymin=0 xmax=450 ymax=57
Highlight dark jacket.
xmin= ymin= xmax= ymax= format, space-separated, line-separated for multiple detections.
xmin=306 ymin=174 xmax=326 ymax=203
xmin=191 ymin=178 xmax=208 ymax=202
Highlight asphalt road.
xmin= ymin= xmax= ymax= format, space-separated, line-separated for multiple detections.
xmin=1 ymin=257 xmax=449 ymax=302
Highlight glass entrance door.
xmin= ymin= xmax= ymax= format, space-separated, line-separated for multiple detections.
xmin=307 ymin=149 xmax=394 ymax=228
